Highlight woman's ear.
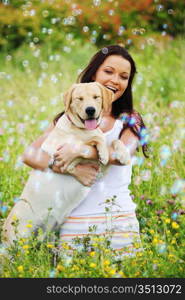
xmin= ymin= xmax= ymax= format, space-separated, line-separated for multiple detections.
xmin=63 ymin=84 xmax=78 ymax=112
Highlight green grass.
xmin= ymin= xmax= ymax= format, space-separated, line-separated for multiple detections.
xmin=0 ymin=38 xmax=185 ymax=278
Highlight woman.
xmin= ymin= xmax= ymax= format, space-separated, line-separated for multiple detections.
xmin=22 ymin=45 xmax=149 ymax=256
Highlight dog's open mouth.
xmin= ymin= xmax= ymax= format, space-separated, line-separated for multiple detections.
xmin=78 ymin=115 xmax=99 ymax=130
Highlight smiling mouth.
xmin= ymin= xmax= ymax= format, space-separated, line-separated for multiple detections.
xmin=105 ymin=86 xmax=118 ymax=94
xmin=78 ymin=115 xmax=100 ymax=130
xmin=78 ymin=115 xmax=99 ymax=124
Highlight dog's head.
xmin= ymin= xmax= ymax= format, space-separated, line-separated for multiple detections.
xmin=63 ymin=82 xmax=114 ymax=130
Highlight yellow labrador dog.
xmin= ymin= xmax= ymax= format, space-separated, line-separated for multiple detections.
xmin=2 ymin=82 xmax=131 ymax=246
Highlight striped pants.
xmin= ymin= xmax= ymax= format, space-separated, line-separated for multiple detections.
xmin=60 ymin=211 xmax=141 ymax=257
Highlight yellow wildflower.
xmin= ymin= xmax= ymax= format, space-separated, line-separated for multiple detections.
xmin=136 ymin=251 xmax=143 ymax=257
xmin=118 ymin=271 xmax=125 ymax=277
xmin=89 ymin=251 xmax=96 ymax=257
xmin=152 ymin=237 xmax=158 ymax=245
xmin=89 ymin=263 xmax=96 ymax=268
xmin=172 ymin=222 xmax=179 ymax=229
xmin=17 ymin=266 xmax=24 ymax=272
xmin=134 ymin=242 xmax=140 ymax=249
xmin=47 ymin=244 xmax=54 ymax=248
xmin=22 ymin=244 xmax=29 ymax=250
xmin=104 ymin=249 xmax=110 ymax=254
xmin=12 ymin=215 xmax=18 ymax=221
xmin=171 ymin=239 xmax=176 ymax=245
xmin=149 ymin=229 xmax=155 ymax=235
xmin=92 ymin=237 xmax=99 ymax=241
xmin=79 ymin=259 xmax=85 ymax=264
xmin=153 ymin=260 xmax=158 ymax=264
xmin=26 ymin=224 xmax=33 ymax=228
xmin=72 ymin=265 xmax=79 ymax=271
xmin=98 ymin=237 xmax=104 ymax=242
xmin=165 ymin=218 xmax=171 ymax=224
xmin=62 ymin=243 xmax=70 ymax=250
xmin=109 ymin=269 xmax=116 ymax=276
xmin=56 ymin=264 xmax=65 ymax=272
xmin=103 ymin=260 xmax=110 ymax=266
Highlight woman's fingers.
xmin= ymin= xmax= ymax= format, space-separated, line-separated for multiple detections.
xmin=56 ymin=145 xmax=64 ymax=151
xmin=79 ymin=162 xmax=100 ymax=171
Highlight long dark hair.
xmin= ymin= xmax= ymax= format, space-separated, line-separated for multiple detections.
xmin=54 ymin=45 xmax=149 ymax=158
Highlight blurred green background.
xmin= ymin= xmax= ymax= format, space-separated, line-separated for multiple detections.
xmin=0 ymin=0 xmax=184 ymax=51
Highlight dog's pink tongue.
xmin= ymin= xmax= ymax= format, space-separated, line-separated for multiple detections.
xmin=85 ymin=119 xmax=97 ymax=130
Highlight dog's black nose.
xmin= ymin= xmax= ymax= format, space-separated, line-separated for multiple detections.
xmin=86 ymin=106 xmax=96 ymax=117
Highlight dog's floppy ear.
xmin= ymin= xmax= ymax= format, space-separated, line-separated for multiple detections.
xmin=63 ymin=84 xmax=78 ymax=112
xmin=95 ymin=82 xmax=114 ymax=113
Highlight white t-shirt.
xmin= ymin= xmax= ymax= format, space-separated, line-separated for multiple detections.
xmin=70 ymin=119 xmax=136 ymax=216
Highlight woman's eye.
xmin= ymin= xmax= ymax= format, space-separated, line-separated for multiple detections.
xmin=121 ymin=76 xmax=129 ymax=80
xmin=78 ymin=97 xmax=83 ymax=100
xmin=104 ymin=70 xmax=112 ymax=74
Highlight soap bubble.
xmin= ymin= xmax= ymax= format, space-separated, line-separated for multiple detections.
xmin=83 ymin=26 xmax=89 ymax=33
xmin=108 ymin=9 xmax=114 ymax=16
xmin=22 ymin=60 xmax=29 ymax=67
xmin=49 ymin=270 xmax=56 ymax=278
xmin=118 ymin=26 xmax=125 ymax=36
xmin=2 ymin=0 xmax=9 ymax=5
xmin=102 ymin=47 xmax=108 ymax=54
xmin=0 ymin=206 xmax=8 ymax=214
xmin=50 ymin=74 xmax=58 ymax=84
xmin=160 ymin=145 xmax=171 ymax=160
xmin=171 ymin=212 xmax=178 ymax=221
xmin=168 ymin=9 xmax=174 ymax=15
xmin=141 ymin=170 xmax=151 ymax=181
xmin=39 ymin=120 xmax=49 ymax=131
xmin=172 ymin=140 xmax=181 ymax=151
xmin=42 ymin=10 xmax=49 ymax=18
xmin=170 ymin=179 xmax=185 ymax=195
xmin=93 ymin=0 xmax=101 ymax=6
xmin=157 ymin=243 xmax=167 ymax=254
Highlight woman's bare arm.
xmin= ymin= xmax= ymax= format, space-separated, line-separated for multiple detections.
xmin=22 ymin=123 xmax=55 ymax=171
xmin=21 ymin=123 xmax=100 ymax=186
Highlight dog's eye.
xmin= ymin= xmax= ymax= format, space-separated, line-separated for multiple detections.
xmin=93 ymin=95 xmax=100 ymax=99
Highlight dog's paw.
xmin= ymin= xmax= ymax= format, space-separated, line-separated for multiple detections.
xmin=98 ymin=150 xmax=109 ymax=165
xmin=111 ymin=140 xmax=131 ymax=165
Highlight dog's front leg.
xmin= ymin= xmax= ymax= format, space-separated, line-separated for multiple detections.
xmin=65 ymin=158 xmax=82 ymax=174
xmin=96 ymin=142 xmax=109 ymax=165
xmin=111 ymin=140 xmax=131 ymax=165
xmin=87 ymin=137 xmax=109 ymax=165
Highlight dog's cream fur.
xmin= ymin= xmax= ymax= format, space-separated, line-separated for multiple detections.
xmin=2 ymin=82 xmax=131 ymax=246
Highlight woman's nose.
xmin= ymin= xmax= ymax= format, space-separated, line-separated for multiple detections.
xmin=110 ymin=74 xmax=119 ymax=84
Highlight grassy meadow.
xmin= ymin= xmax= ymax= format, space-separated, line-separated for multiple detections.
xmin=0 ymin=38 xmax=185 ymax=278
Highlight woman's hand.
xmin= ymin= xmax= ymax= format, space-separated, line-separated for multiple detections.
xmin=70 ymin=163 xmax=100 ymax=187
xmin=52 ymin=160 xmax=100 ymax=186
xmin=53 ymin=143 xmax=82 ymax=171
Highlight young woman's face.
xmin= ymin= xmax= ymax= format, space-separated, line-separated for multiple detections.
xmin=92 ymin=55 xmax=131 ymax=102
